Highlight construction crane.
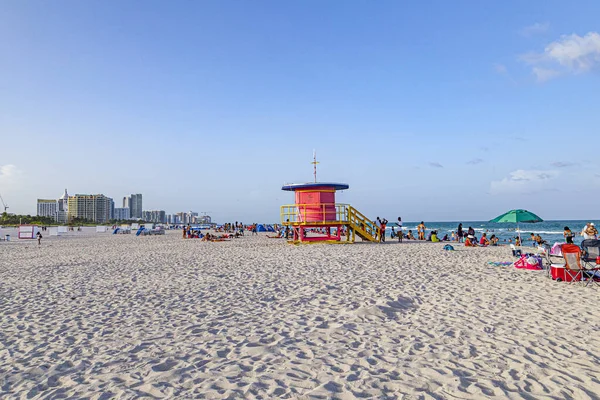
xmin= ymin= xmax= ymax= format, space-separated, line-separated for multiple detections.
xmin=0 ymin=193 xmax=8 ymax=212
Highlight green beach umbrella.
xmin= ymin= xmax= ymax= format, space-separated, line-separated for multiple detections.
xmin=489 ymin=209 xmax=543 ymax=244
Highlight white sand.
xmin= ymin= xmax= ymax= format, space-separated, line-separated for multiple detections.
xmin=1 ymin=231 xmax=599 ymax=399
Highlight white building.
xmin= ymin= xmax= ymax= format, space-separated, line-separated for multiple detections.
xmin=56 ymin=189 xmax=69 ymax=223
xmin=114 ymin=207 xmax=130 ymax=220
xmin=37 ymin=199 xmax=57 ymax=219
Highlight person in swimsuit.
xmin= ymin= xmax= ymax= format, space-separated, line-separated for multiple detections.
xmin=417 ymin=222 xmax=426 ymax=240
xmin=397 ymin=217 xmax=403 ymax=242
xmin=564 ymin=226 xmax=574 ymax=244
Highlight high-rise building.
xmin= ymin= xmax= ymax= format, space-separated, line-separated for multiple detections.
xmin=109 ymin=198 xmax=115 ymax=221
xmin=142 ymin=210 xmax=166 ymax=223
xmin=37 ymin=199 xmax=57 ymax=219
xmin=123 ymin=196 xmax=131 ymax=209
xmin=174 ymin=211 xmax=199 ymax=225
xmin=114 ymin=207 xmax=130 ymax=220
xmin=198 ymin=214 xmax=212 ymax=224
xmin=67 ymin=194 xmax=114 ymax=223
xmin=56 ymin=189 xmax=69 ymax=223
xmin=130 ymin=194 xmax=142 ymax=219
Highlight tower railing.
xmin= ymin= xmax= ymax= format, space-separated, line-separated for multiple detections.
xmin=280 ymin=203 xmax=349 ymax=224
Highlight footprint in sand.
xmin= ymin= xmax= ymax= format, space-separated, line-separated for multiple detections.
xmin=151 ymin=359 xmax=178 ymax=372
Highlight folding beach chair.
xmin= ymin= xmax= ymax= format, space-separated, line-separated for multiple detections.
xmin=510 ymin=244 xmax=522 ymax=257
xmin=561 ymin=244 xmax=584 ymax=284
xmin=535 ymin=244 xmax=554 ymax=276
xmin=580 ymin=240 xmax=600 ymax=287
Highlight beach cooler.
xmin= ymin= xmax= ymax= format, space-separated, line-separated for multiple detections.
xmin=550 ymin=264 xmax=582 ymax=282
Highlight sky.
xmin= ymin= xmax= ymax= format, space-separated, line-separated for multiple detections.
xmin=1 ymin=0 xmax=600 ymax=222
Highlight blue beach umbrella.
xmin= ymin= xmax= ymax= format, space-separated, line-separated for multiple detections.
xmin=489 ymin=209 xmax=543 ymax=244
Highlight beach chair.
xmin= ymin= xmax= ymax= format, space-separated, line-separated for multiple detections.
xmin=559 ymin=244 xmax=584 ymax=284
xmin=535 ymin=245 xmax=554 ymax=276
xmin=510 ymin=244 xmax=522 ymax=257
xmin=580 ymin=240 xmax=600 ymax=287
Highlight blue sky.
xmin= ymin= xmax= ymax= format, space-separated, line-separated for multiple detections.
xmin=1 ymin=0 xmax=599 ymax=222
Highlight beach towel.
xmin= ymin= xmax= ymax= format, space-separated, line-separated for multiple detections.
xmin=487 ymin=261 xmax=513 ymax=266
xmin=443 ymin=244 xmax=455 ymax=251
xmin=514 ymin=254 xmax=542 ymax=270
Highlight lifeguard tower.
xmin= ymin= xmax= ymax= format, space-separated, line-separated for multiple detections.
xmin=280 ymin=153 xmax=380 ymax=244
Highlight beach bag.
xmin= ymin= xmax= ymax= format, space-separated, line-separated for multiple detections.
xmin=443 ymin=244 xmax=454 ymax=251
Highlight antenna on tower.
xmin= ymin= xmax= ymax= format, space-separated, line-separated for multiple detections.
xmin=311 ymin=149 xmax=319 ymax=183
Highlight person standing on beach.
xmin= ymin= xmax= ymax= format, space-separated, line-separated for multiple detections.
xmin=36 ymin=231 xmax=42 ymax=246
xmin=397 ymin=217 xmax=403 ymax=242
xmin=586 ymin=223 xmax=598 ymax=239
xmin=563 ymin=226 xmax=574 ymax=244
xmin=380 ymin=218 xmax=387 ymax=242
xmin=457 ymin=223 xmax=463 ymax=243
xmin=417 ymin=222 xmax=426 ymax=240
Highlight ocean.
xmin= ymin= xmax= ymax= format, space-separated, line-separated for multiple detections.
xmin=388 ymin=220 xmax=596 ymax=245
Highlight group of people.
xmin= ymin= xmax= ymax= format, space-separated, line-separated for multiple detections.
xmin=464 ymin=232 xmax=500 ymax=247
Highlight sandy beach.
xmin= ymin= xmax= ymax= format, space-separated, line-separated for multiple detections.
xmin=1 ymin=230 xmax=599 ymax=399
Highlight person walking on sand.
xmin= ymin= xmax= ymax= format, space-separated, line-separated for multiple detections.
xmin=417 ymin=221 xmax=426 ymax=240
xmin=457 ymin=223 xmax=463 ymax=243
xmin=397 ymin=217 xmax=403 ymax=242
xmin=36 ymin=231 xmax=42 ymax=246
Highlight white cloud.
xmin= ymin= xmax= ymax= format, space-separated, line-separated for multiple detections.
xmin=546 ymin=32 xmax=600 ymax=72
xmin=493 ymin=63 xmax=508 ymax=74
xmin=521 ymin=31 xmax=600 ymax=81
xmin=532 ymin=67 xmax=561 ymax=82
xmin=490 ymin=169 xmax=558 ymax=195
xmin=0 ymin=164 xmax=18 ymax=179
xmin=520 ymin=22 xmax=550 ymax=37
xmin=551 ymin=161 xmax=576 ymax=168
xmin=467 ymin=158 xmax=484 ymax=165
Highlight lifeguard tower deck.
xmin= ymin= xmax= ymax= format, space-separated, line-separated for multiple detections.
xmin=280 ymin=182 xmax=380 ymax=244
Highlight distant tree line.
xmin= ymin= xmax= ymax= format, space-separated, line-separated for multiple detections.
xmin=0 ymin=212 xmax=148 ymax=227
xmin=1 ymin=212 xmax=56 ymax=226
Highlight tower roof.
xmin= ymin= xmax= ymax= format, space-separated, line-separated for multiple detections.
xmin=59 ymin=189 xmax=69 ymax=199
xmin=281 ymin=182 xmax=349 ymax=191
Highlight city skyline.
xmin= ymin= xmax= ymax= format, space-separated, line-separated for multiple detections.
xmin=2 ymin=1 xmax=599 ymax=222
xmin=34 ymin=187 xmax=215 ymax=224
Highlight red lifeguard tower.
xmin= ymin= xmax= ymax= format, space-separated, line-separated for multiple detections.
xmin=280 ymin=153 xmax=379 ymax=244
